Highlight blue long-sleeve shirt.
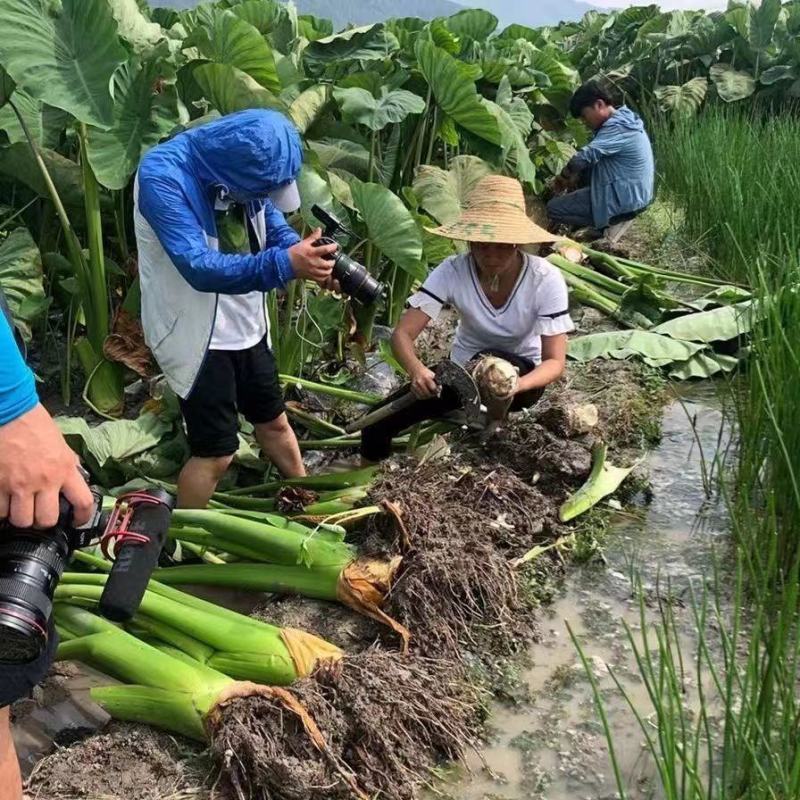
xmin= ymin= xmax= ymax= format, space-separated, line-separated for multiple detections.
xmin=568 ymin=106 xmax=655 ymax=229
xmin=0 ymin=312 xmax=37 ymax=425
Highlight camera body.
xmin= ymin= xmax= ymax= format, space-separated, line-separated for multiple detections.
xmin=0 ymin=487 xmax=174 ymax=665
xmin=311 ymin=204 xmax=384 ymax=305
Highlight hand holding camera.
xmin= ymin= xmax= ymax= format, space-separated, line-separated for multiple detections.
xmin=0 ymin=403 xmax=94 ymax=530
xmin=288 ymin=229 xmax=339 ymax=284
xmin=0 ymin=476 xmax=175 ymax=665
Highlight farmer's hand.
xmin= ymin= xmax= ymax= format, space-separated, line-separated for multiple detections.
xmin=0 ymin=403 xmax=94 ymax=529
xmin=288 ymin=229 xmax=338 ymax=283
xmin=409 ymin=366 xmax=439 ymax=400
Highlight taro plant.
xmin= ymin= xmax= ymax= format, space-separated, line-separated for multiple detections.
xmin=0 ymin=0 xmax=182 ymax=414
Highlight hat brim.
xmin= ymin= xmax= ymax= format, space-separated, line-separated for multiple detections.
xmin=268 ymin=180 xmax=301 ymax=213
xmin=425 ymin=215 xmax=557 ymax=245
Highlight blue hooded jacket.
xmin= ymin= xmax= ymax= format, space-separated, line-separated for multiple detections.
xmin=136 ymin=108 xmax=303 ymax=294
xmin=569 ymin=106 xmax=655 ymax=229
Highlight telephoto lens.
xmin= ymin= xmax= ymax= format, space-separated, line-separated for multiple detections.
xmin=331 ymin=249 xmax=384 ymax=305
xmin=0 ymin=528 xmax=73 ymax=664
xmin=315 ymin=236 xmax=384 ymax=305
xmin=309 ymin=204 xmax=384 ymax=305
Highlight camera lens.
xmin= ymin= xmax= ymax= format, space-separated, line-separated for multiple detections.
xmin=332 ymin=252 xmax=384 ymax=305
xmin=0 ymin=530 xmax=69 ymax=664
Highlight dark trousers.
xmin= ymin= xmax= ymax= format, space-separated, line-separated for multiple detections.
xmin=547 ymin=186 xmax=595 ymax=228
xmin=360 ymin=350 xmax=545 ymax=462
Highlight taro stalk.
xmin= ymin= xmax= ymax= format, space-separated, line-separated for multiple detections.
xmin=53 ymin=603 xmax=366 ymax=796
xmin=154 ymin=506 xmax=410 ymax=646
xmin=56 ymin=575 xmax=343 ymax=685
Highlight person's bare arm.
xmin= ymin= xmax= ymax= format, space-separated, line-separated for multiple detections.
xmin=514 ymin=334 xmax=567 ymax=394
xmin=390 ymin=308 xmax=438 ymax=399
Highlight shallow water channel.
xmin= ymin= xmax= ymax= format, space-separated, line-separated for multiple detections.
xmin=443 ymin=383 xmax=732 ymax=800
xmin=13 ymin=384 xmax=732 ymax=799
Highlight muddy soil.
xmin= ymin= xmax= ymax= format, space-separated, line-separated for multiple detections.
xmin=26 ymin=722 xmax=215 ymax=800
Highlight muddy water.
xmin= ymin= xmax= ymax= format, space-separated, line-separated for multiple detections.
xmin=444 ymin=384 xmax=731 ymax=800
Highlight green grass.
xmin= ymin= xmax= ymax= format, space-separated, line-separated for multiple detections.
xmin=573 ymin=108 xmax=800 ymax=800
xmin=654 ymin=107 xmax=800 ymax=286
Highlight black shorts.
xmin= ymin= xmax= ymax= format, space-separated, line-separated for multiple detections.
xmin=0 ymin=616 xmax=58 ymax=708
xmin=179 ymin=337 xmax=285 ymax=458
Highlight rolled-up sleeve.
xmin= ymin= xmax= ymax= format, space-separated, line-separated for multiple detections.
xmin=534 ymin=268 xmax=575 ymax=337
xmin=406 ymin=259 xmax=454 ymax=320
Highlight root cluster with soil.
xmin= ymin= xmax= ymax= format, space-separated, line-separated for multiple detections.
xmin=212 ymin=650 xmax=480 ymax=800
xmin=363 ymin=455 xmax=568 ymax=658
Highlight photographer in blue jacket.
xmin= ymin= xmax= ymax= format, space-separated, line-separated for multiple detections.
xmin=134 ymin=109 xmax=337 ymax=509
xmin=547 ymin=81 xmax=654 ymax=233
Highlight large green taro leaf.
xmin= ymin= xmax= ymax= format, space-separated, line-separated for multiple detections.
xmin=192 ymin=62 xmax=285 ymax=116
xmin=0 ymin=0 xmax=127 ymax=127
xmin=333 ymin=86 xmax=425 ymax=132
xmin=351 ymin=180 xmax=424 ymax=279
xmin=412 ymin=155 xmax=493 ymax=225
xmin=0 ymin=227 xmax=45 ymax=342
xmin=87 ymin=58 xmax=181 ymax=191
xmin=415 ymin=39 xmax=502 ymax=146
xmin=710 ymin=63 xmax=756 ymax=102
xmin=567 ymin=330 xmax=706 ymax=367
xmin=187 ymin=9 xmax=280 ymax=94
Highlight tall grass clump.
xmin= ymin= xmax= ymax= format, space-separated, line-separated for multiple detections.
xmin=574 ymin=109 xmax=800 ymax=799
xmin=654 ymin=107 xmax=800 ymax=285
xmin=571 ymin=557 xmax=800 ymax=800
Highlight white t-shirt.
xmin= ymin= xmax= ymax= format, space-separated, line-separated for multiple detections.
xmin=210 ymin=292 xmax=268 ymax=350
xmin=407 ymin=253 xmax=575 ymax=365
xmin=209 ymin=197 xmax=267 ymax=350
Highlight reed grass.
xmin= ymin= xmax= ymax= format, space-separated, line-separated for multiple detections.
xmin=654 ymin=107 xmax=800 ymax=286
xmin=574 ymin=109 xmax=800 ymax=799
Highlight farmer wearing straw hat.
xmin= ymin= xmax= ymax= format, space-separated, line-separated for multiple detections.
xmin=360 ymin=175 xmax=575 ymax=463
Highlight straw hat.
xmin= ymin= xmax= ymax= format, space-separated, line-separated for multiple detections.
xmin=426 ymin=175 xmax=557 ymax=245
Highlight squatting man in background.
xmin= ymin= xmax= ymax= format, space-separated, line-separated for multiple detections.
xmin=0 ymin=305 xmax=95 ymax=800
xmin=134 ymin=109 xmax=338 ymax=509
xmin=547 ymin=81 xmax=655 ymax=237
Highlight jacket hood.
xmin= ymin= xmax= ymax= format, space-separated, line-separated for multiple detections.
xmin=606 ymin=106 xmax=644 ymax=133
xmin=180 ymin=109 xmax=303 ymax=201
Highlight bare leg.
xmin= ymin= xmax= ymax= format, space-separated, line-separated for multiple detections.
xmin=0 ymin=707 xmax=22 ymax=800
xmin=177 ymin=455 xmax=234 ymax=508
xmin=254 ymin=413 xmax=305 ymax=478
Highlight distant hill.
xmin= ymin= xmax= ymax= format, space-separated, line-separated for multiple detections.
xmin=153 ymin=0 xmax=465 ymax=27
xmin=152 ymin=0 xmax=598 ymax=29
xmin=462 ymin=0 xmax=599 ymax=29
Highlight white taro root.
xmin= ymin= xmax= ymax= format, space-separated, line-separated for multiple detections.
xmin=472 ymin=357 xmax=520 ymax=430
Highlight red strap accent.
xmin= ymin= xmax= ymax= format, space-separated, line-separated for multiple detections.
xmin=100 ymin=492 xmax=161 ymax=560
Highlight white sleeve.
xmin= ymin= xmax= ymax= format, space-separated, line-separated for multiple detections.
xmin=406 ymin=259 xmax=454 ymax=320
xmin=533 ymin=265 xmax=576 ymax=336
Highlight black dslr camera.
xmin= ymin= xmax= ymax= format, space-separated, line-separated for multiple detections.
xmin=0 ymin=486 xmax=174 ymax=664
xmin=311 ymin=204 xmax=384 ymax=305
